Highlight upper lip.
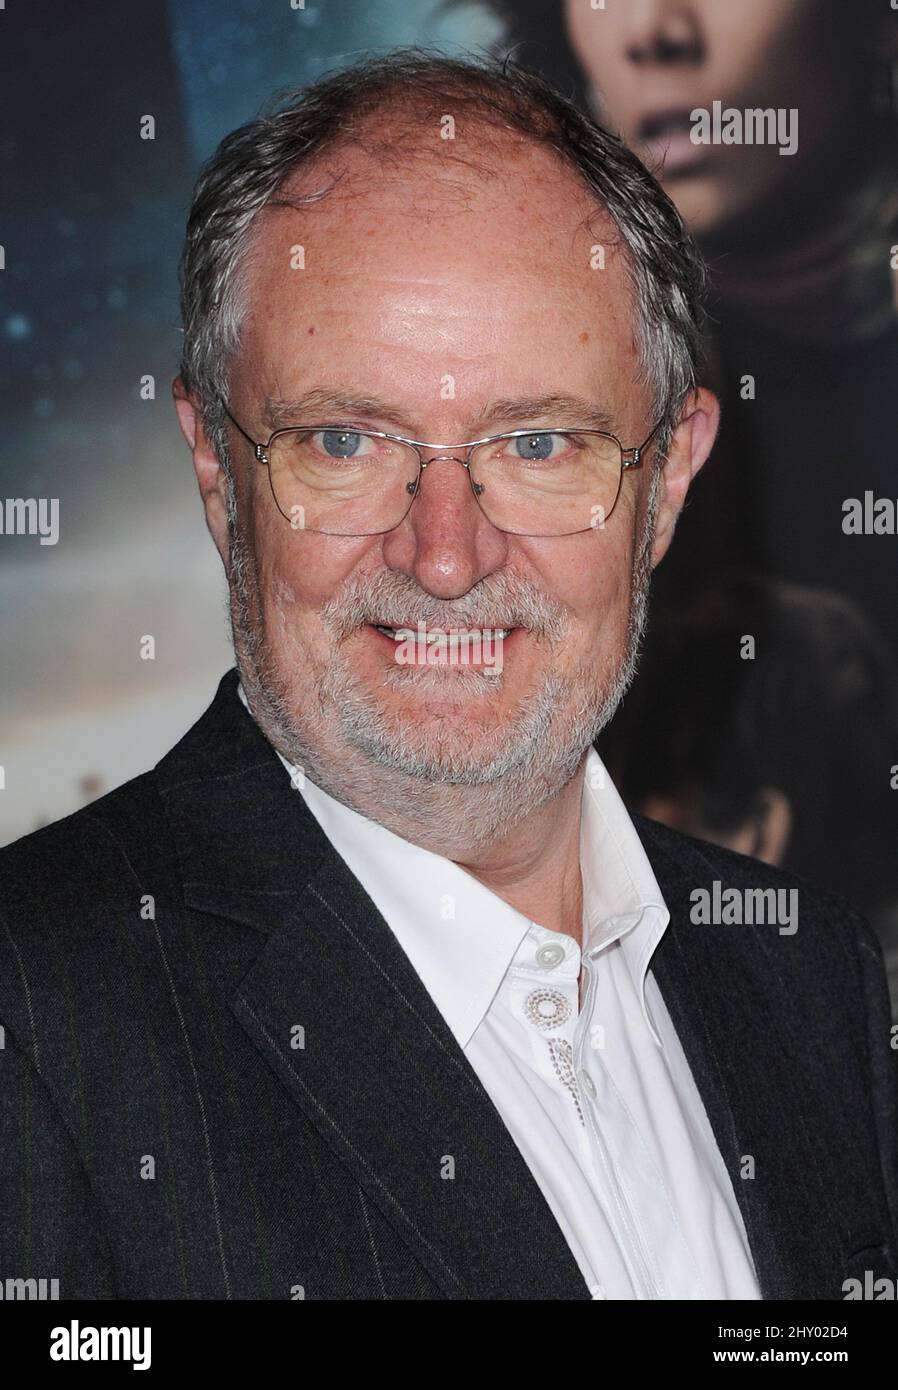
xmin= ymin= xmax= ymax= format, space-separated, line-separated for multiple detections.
xmin=372 ymin=622 xmax=515 ymax=630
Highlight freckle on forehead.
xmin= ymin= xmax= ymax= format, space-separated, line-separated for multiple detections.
xmin=579 ymin=331 xmax=590 ymax=344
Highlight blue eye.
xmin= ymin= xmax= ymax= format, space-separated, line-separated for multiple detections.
xmin=514 ymin=433 xmax=559 ymax=462
xmin=320 ymin=429 xmax=365 ymax=458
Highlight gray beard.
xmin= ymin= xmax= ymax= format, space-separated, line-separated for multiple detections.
xmin=226 ymin=474 xmax=658 ymax=856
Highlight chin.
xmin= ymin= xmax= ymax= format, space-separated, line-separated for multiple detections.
xmin=351 ymin=704 xmax=520 ymax=779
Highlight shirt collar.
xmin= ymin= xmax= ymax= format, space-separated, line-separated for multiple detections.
xmin=237 ymin=680 xmax=669 ymax=1048
xmin=578 ymin=749 xmax=670 ymax=1046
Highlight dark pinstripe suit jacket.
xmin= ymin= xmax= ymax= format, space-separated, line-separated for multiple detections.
xmin=1 ymin=668 xmax=896 ymax=1300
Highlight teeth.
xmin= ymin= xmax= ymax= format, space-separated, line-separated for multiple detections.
xmin=374 ymin=625 xmax=512 ymax=641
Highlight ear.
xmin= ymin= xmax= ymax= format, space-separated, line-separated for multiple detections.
xmin=172 ymin=376 xmax=231 ymax=569
xmin=649 ymin=386 xmax=720 ymax=568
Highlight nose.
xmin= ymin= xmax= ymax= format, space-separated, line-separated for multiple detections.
xmin=380 ymin=449 xmax=508 ymax=601
xmin=624 ymin=2 xmax=704 ymax=66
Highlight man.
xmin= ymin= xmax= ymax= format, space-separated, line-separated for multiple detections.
xmin=0 ymin=53 xmax=895 ymax=1301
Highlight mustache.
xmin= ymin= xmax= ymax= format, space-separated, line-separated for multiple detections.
xmin=319 ymin=570 xmax=569 ymax=640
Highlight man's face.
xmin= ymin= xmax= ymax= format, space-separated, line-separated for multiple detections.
xmin=183 ymin=133 xmax=706 ymax=833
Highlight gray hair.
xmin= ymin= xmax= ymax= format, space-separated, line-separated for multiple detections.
xmin=178 ymin=48 xmax=708 ymax=473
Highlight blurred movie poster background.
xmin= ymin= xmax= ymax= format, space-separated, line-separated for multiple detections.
xmin=2 ymin=2 xmax=897 ymax=1000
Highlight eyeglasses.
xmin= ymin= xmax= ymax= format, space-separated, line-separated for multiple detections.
xmin=220 ymin=402 xmax=661 ymax=538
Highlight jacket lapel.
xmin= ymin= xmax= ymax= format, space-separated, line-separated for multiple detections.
xmin=156 ymin=670 xmax=591 ymax=1300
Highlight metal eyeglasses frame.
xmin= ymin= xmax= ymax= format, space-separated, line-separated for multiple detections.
xmin=220 ymin=401 xmax=663 ymax=537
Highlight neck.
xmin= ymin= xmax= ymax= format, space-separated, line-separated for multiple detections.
xmin=453 ymin=764 xmax=586 ymax=942
xmin=294 ymin=722 xmax=589 ymax=935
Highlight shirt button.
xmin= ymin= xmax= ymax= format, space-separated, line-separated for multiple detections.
xmin=579 ymin=1069 xmax=597 ymax=1099
xmin=535 ymin=942 xmax=566 ymax=970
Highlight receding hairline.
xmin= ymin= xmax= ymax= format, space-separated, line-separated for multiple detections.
xmin=257 ymin=103 xmax=621 ymax=232
xmin=237 ymin=112 xmax=628 ymax=334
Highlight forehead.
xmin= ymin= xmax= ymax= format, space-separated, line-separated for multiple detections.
xmin=234 ymin=133 xmax=643 ymax=425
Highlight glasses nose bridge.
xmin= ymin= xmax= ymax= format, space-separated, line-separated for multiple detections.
xmin=416 ymin=445 xmax=473 ymax=472
xmin=407 ymin=445 xmax=484 ymax=517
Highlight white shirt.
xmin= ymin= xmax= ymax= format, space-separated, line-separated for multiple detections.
xmin=237 ymin=682 xmax=760 ymax=1300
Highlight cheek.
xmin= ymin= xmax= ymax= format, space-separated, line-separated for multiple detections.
xmin=253 ymin=545 xmax=308 ymax=655
xmin=249 ymin=527 xmax=381 ymax=661
xmin=523 ymin=524 xmax=638 ymax=644
xmin=565 ymin=1 xmax=627 ymax=79
xmin=710 ymin=2 xmax=816 ymax=101
xmin=248 ymin=532 xmax=324 ymax=659
xmin=586 ymin=503 xmax=644 ymax=637
xmin=590 ymin=554 xmax=637 ymax=651
xmin=580 ymin=546 xmax=629 ymax=618
xmin=252 ymin=522 xmax=367 ymax=608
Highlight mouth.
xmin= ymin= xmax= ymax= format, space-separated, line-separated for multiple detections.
xmin=365 ymin=622 xmax=520 ymax=665
xmin=371 ymin=624 xmax=515 ymax=642
xmin=637 ymin=108 xmax=712 ymax=176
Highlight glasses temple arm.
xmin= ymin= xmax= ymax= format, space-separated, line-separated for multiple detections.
xmin=221 ymin=400 xmax=260 ymax=451
xmin=640 ymin=418 xmax=666 ymax=451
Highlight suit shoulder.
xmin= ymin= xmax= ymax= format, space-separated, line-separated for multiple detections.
xmin=0 ymin=768 xmax=177 ymax=913
xmin=632 ymin=811 xmax=868 ymax=931
xmin=0 ymin=769 xmax=185 ymax=1051
xmin=632 ymin=814 xmax=891 ymax=1036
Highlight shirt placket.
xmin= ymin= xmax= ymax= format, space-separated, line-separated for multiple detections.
xmin=581 ymin=941 xmax=712 ymax=1300
xmin=510 ymin=926 xmax=672 ymax=1300
xmin=576 ymin=942 xmax=666 ymax=1298
xmin=510 ymin=935 xmax=584 ymax=1117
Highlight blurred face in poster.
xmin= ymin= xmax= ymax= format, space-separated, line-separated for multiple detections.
xmin=564 ymin=0 xmax=875 ymax=236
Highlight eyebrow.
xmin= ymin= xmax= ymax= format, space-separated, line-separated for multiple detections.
xmin=262 ymin=390 xmax=617 ymax=436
